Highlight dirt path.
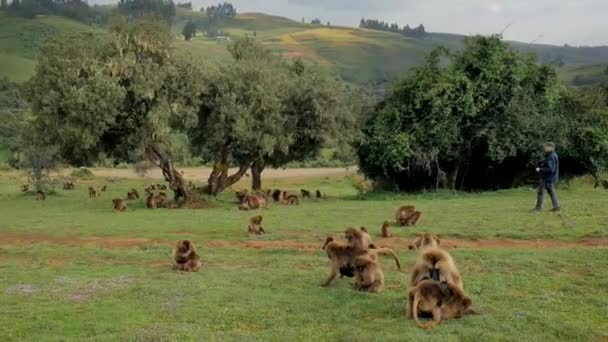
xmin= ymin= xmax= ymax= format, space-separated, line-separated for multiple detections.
xmin=57 ymin=167 xmax=354 ymax=181
xmin=1 ymin=232 xmax=606 ymax=251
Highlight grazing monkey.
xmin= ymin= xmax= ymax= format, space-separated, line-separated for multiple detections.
xmin=409 ymin=279 xmax=476 ymax=328
xmin=173 ymin=240 xmax=202 ymax=272
xmin=409 ymin=233 xmax=440 ymax=251
xmin=146 ymin=193 xmax=157 ymax=209
xmin=281 ymin=192 xmax=299 ymax=205
xmin=88 ymin=187 xmax=98 ymax=198
xmin=381 ymin=221 xmax=392 ymax=238
xmin=247 ymin=215 xmax=265 ymax=235
xmin=21 ymin=184 xmax=29 ymax=192
xmin=396 ymin=205 xmax=422 ymax=227
xmin=316 ymin=190 xmax=323 ymax=198
xmin=155 ymin=192 xmax=168 ymax=208
xmin=100 ymin=185 xmax=107 ymax=192
xmin=353 ymin=255 xmax=384 ymax=293
xmin=409 ymin=247 xmax=463 ymax=291
xmin=112 ymin=198 xmax=127 ymax=212
xmin=36 ymin=190 xmax=45 ymax=201
xmin=301 ymin=189 xmax=311 ymax=198
xmin=321 ymin=229 xmax=401 ymax=286
xmin=272 ymin=189 xmax=282 ymax=202
xmin=63 ymin=181 xmax=75 ymax=190
xmin=238 ymin=193 xmax=268 ymax=211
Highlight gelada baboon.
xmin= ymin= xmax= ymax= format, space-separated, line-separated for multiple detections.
xmin=112 ymin=198 xmax=127 ymax=212
xmin=247 ymin=215 xmax=265 ymax=235
xmin=281 ymin=191 xmax=299 ymax=205
xmin=63 ymin=181 xmax=75 ymax=190
xmin=100 ymin=185 xmax=107 ymax=192
xmin=301 ymin=189 xmax=311 ymax=198
xmin=159 ymin=184 xmax=167 ymax=190
xmin=21 ymin=184 xmax=29 ymax=192
xmin=155 ymin=192 xmax=168 ymax=208
xmin=409 ymin=279 xmax=476 ymax=329
xmin=272 ymin=189 xmax=282 ymax=202
xmin=321 ymin=228 xmax=401 ymax=286
xmin=316 ymin=190 xmax=323 ymax=198
xmin=173 ymin=240 xmax=202 ymax=272
xmin=409 ymin=233 xmax=440 ymax=251
xmin=396 ymin=205 xmax=422 ymax=227
xmin=235 ymin=190 xmax=248 ymax=204
xmin=238 ymin=193 xmax=268 ymax=211
xmin=36 ymin=191 xmax=45 ymax=201
xmin=381 ymin=221 xmax=392 ymax=238
xmin=146 ymin=193 xmax=157 ymax=209
xmin=409 ymin=247 xmax=463 ymax=291
xmin=88 ymin=187 xmax=98 ymax=198
xmin=353 ymin=255 xmax=384 ymax=293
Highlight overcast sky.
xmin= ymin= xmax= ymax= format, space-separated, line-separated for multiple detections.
xmin=93 ymin=0 xmax=608 ymax=46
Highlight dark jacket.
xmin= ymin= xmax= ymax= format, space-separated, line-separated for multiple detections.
xmin=539 ymin=152 xmax=559 ymax=184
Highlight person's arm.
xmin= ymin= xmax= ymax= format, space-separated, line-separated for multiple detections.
xmin=539 ymin=156 xmax=556 ymax=174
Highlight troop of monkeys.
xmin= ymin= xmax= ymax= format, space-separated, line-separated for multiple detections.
xmin=236 ymin=188 xmax=324 ymax=210
xmin=113 ymin=185 xmax=170 ymax=212
xmin=172 ymin=203 xmax=475 ymax=329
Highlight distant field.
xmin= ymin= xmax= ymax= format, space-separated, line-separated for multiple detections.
xmin=0 ymin=169 xmax=607 ymax=340
xmin=1 ymin=10 xmax=607 ymax=87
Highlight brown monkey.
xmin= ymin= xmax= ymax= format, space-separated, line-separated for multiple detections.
xmin=353 ymin=255 xmax=384 ymax=293
xmin=63 ymin=181 xmax=75 ymax=190
xmin=150 ymin=185 xmax=156 ymax=190
xmin=146 ymin=193 xmax=157 ymax=209
xmin=131 ymin=189 xmax=140 ymax=199
xmin=409 ymin=233 xmax=440 ymax=251
xmin=112 ymin=198 xmax=127 ymax=212
xmin=281 ymin=192 xmax=299 ymax=205
xmin=88 ymin=187 xmax=98 ymax=198
xmin=238 ymin=193 xmax=268 ymax=210
xmin=316 ymin=190 xmax=323 ymax=198
xmin=272 ymin=189 xmax=282 ymax=202
xmin=159 ymin=185 xmax=167 ymax=190
xmin=381 ymin=221 xmax=392 ymax=238
xmin=173 ymin=240 xmax=202 ymax=272
xmin=36 ymin=191 xmax=45 ymax=201
xmin=409 ymin=279 xmax=476 ymax=328
xmin=247 ymin=215 xmax=265 ymax=235
xmin=321 ymin=228 xmax=401 ymax=286
xmin=127 ymin=191 xmax=137 ymax=200
xmin=155 ymin=192 xmax=168 ymax=208
xmin=301 ymin=189 xmax=311 ymax=198
xmin=409 ymin=247 xmax=463 ymax=291
xmin=21 ymin=184 xmax=29 ymax=192
xmin=396 ymin=205 xmax=422 ymax=226
xmin=235 ymin=190 xmax=248 ymax=204
xmin=100 ymin=185 xmax=107 ymax=192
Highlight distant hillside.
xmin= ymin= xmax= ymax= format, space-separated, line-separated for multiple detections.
xmin=1 ymin=10 xmax=607 ymax=88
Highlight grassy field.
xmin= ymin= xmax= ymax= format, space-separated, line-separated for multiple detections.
xmin=2 ymin=10 xmax=608 ymax=88
xmin=0 ymin=169 xmax=607 ymax=340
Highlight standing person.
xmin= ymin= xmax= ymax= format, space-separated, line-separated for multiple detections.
xmin=533 ymin=142 xmax=560 ymax=212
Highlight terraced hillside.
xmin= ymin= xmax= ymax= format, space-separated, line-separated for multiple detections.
xmin=1 ymin=9 xmax=607 ymax=87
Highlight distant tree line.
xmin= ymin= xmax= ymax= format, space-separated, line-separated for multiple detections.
xmin=359 ymin=18 xmax=427 ymax=39
xmin=117 ymin=0 xmax=175 ymax=23
xmin=175 ymin=1 xmax=190 ymax=10
xmin=3 ymin=0 xmax=94 ymax=22
xmin=194 ymin=2 xmax=236 ymax=38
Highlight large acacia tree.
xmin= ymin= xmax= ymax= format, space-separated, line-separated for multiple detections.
xmin=26 ymin=17 xmax=201 ymax=199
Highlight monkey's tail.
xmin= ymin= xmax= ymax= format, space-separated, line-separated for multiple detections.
xmin=412 ymin=292 xmax=439 ymax=329
xmin=373 ymin=247 xmax=401 ymax=270
xmin=322 ymin=237 xmax=333 ymax=250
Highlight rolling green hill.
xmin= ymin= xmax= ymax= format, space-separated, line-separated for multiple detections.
xmin=1 ymin=10 xmax=607 ymax=88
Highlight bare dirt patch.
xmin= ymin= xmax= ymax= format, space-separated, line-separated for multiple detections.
xmin=5 ymin=284 xmax=38 ymax=295
xmin=0 ymin=232 xmax=170 ymax=248
xmin=60 ymin=276 xmax=133 ymax=302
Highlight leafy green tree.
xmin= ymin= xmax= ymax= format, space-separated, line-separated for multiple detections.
xmin=357 ymin=36 xmax=562 ymax=191
xmin=1 ymin=0 xmax=8 ymax=9
xmin=182 ymin=20 xmax=196 ymax=40
xmin=117 ymin=0 xmax=176 ymax=23
xmin=26 ymin=17 xmax=201 ymax=199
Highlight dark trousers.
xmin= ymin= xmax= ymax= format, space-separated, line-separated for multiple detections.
xmin=536 ymin=180 xmax=560 ymax=210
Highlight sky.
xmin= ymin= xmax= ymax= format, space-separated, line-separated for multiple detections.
xmin=93 ymin=0 xmax=608 ymax=46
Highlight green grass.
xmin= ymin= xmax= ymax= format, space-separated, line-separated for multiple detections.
xmin=0 ymin=170 xmax=607 ymax=340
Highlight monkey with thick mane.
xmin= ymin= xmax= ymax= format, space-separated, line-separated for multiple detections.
xmin=396 ymin=205 xmax=422 ymax=226
xmin=409 ymin=247 xmax=463 ymax=291
xmin=173 ymin=240 xmax=202 ymax=272
xmin=247 ymin=215 xmax=265 ymax=235
xmin=409 ymin=280 xmax=477 ymax=329
xmin=321 ymin=227 xmax=401 ymax=287
xmin=409 ymin=233 xmax=440 ymax=251
xmin=238 ymin=192 xmax=268 ymax=211
xmin=353 ymin=255 xmax=385 ymax=293
xmin=36 ymin=190 xmax=45 ymax=201
xmin=112 ymin=198 xmax=127 ymax=212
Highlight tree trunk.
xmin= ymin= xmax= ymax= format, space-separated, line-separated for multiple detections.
xmin=251 ymin=159 xmax=264 ymax=191
xmin=203 ymin=145 xmax=251 ymax=196
xmin=145 ymin=145 xmax=188 ymax=201
xmin=447 ymin=159 xmax=460 ymax=191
